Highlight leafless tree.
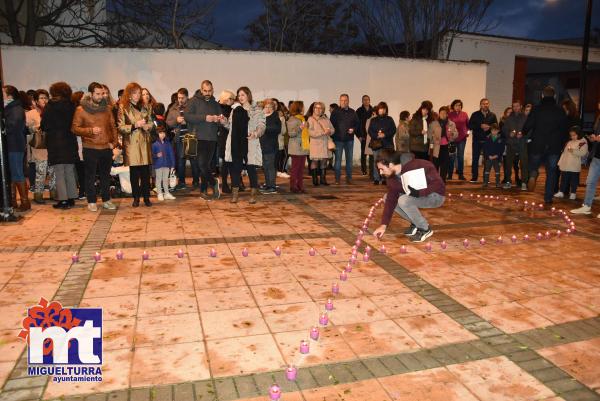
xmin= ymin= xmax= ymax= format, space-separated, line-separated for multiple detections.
xmin=246 ymin=0 xmax=358 ymax=53
xmin=353 ymin=0 xmax=496 ymax=59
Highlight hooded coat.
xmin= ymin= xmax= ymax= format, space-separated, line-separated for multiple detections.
xmin=41 ymin=99 xmax=78 ymax=165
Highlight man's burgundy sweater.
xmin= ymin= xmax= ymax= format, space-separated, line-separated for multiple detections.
xmin=381 ymin=159 xmax=445 ymax=226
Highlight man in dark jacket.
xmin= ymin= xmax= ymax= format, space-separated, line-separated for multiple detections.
xmin=3 ymin=85 xmax=29 ymax=211
xmin=468 ymin=98 xmax=497 ymax=183
xmin=184 ymin=80 xmax=222 ymax=200
xmin=501 ymin=101 xmax=528 ymax=189
xmin=356 ymin=95 xmax=373 ymax=176
xmin=522 ymin=85 xmax=569 ymax=203
xmin=330 ymin=94 xmax=359 ymax=185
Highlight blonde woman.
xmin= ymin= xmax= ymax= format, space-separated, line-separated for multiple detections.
xmin=118 ymin=82 xmax=154 ymax=207
xmin=308 ymin=102 xmax=334 ymax=186
xmin=287 ymin=101 xmax=309 ymax=193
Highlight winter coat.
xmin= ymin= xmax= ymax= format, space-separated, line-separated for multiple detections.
xmin=224 ymin=102 xmax=266 ymax=166
xmin=522 ymin=97 xmax=569 ymax=156
xmin=368 ymin=115 xmax=396 ymax=150
xmin=448 ymin=111 xmax=469 ymax=143
xmin=429 ymin=119 xmax=458 ymax=158
xmin=72 ymin=95 xmax=118 ymax=150
xmin=408 ymin=116 xmax=432 ymax=153
xmin=118 ymin=102 xmax=154 ymax=166
xmin=217 ymin=103 xmax=232 ymax=159
xmin=356 ymin=105 xmax=374 ymax=140
xmin=260 ymin=113 xmax=281 ymax=155
xmin=184 ymin=93 xmax=221 ymax=141
xmin=330 ymin=107 xmax=359 ymax=142
xmin=5 ymin=99 xmax=26 ymax=153
xmin=483 ymin=134 xmax=505 ymax=159
xmin=165 ymin=101 xmax=188 ymax=137
xmin=308 ymin=115 xmax=334 ymax=159
xmin=558 ymin=139 xmax=588 ymax=173
xmin=502 ymin=112 xmax=527 ymax=150
xmin=41 ymin=99 xmax=78 ymax=166
xmin=152 ymin=138 xmax=176 ymax=169
xmin=469 ymin=110 xmax=498 ymax=142
xmin=395 ymin=120 xmax=410 ymax=152
xmin=26 ymin=109 xmax=46 ymax=162
xmin=286 ymin=115 xmax=308 ymax=156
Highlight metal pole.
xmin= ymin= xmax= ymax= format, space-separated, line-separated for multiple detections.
xmin=579 ymin=0 xmax=593 ymax=125
xmin=0 ymin=46 xmax=21 ymax=222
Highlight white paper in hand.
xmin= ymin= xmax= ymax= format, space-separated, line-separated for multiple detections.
xmin=400 ymin=168 xmax=427 ymax=194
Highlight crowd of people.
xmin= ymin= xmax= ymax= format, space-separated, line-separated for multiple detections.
xmin=3 ymin=80 xmax=599 ymax=219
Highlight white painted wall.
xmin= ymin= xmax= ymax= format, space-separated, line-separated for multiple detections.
xmin=2 ymin=45 xmax=487 ymax=164
xmin=444 ymin=33 xmax=600 ymax=114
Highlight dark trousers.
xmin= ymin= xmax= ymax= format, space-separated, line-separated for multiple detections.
xmin=83 ymin=148 xmax=112 ymax=203
xmin=290 ymin=155 xmax=306 ymax=191
xmin=221 ymin=161 xmax=232 ymax=188
xmin=231 ymin=159 xmax=258 ymax=188
xmin=262 ymin=152 xmax=277 ymax=188
xmin=471 ymin=140 xmax=485 ymax=180
xmin=360 ymin=138 xmax=367 ymax=174
xmin=503 ymin=147 xmax=522 ymax=184
xmin=413 ymin=151 xmax=429 ymax=161
xmin=433 ymin=145 xmax=450 ymax=183
xmin=559 ymin=171 xmax=579 ymax=195
xmin=447 ymin=140 xmax=466 ymax=178
xmin=130 ymin=165 xmax=151 ymax=201
xmin=276 ymin=148 xmax=288 ymax=172
xmin=75 ymin=160 xmax=85 ymax=197
xmin=529 ymin=153 xmax=559 ymax=203
xmin=196 ymin=140 xmax=216 ymax=188
xmin=484 ymin=158 xmax=501 ymax=185
xmin=175 ymin=135 xmax=199 ymax=185
xmin=28 ymin=162 xmax=36 ymax=188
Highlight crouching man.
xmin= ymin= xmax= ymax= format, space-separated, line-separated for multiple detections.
xmin=372 ymin=150 xmax=445 ymax=242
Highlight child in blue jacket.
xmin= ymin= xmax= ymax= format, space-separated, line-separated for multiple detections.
xmin=152 ymin=127 xmax=176 ymax=201
xmin=483 ymin=123 xmax=505 ymax=188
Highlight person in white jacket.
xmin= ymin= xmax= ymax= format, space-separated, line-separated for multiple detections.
xmin=555 ymin=126 xmax=588 ymax=200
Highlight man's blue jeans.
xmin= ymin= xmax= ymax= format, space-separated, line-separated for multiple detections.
xmin=529 ymin=153 xmax=559 ymax=203
xmin=584 ymin=157 xmax=600 ymax=207
xmin=447 ymin=140 xmax=466 ymax=178
xmin=334 ymin=140 xmax=354 ymax=181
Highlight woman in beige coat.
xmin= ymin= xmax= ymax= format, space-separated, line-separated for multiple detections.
xmin=287 ymin=101 xmax=309 ymax=193
xmin=429 ymin=106 xmax=458 ymax=183
xmin=308 ymin=102 xmax=334 ymax=186
xmin=118 ymin=82 xmax=154 ymax=207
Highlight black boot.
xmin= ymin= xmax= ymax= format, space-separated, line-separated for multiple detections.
xmin=312 ymin=169 xmax=319 ymax=186
xmin=320 ymin=168 xmax=329 ymax=186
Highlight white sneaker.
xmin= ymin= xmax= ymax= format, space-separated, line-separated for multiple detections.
xmin=157 ymin=193 xmax=164 ymax=201
xmin=521 ymin=183 xmax=527 ymax=191
xmin=103 ymin=201 xmax=116 ymax=210
xmin=571 ymin=205 xmax=592 ymax=215
xmin=554 ymin=192 xmax=564 ymax=199
xmin=569 ymin=193 xmax=577 ymax=200
xmin=88 ymin=203 xmax=98 ymax=212
xmin=164 ymin=192 xmax=176 ymax=200
xmin=276 ymin=172 xmax=283 ymax=177
xmin=280 ymin=172 xmax=290 ymax=178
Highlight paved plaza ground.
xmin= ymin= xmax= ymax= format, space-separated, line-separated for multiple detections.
xmin=0 ymin=170 xmax=599 ymax=401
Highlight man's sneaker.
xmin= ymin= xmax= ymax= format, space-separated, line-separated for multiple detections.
xmin=199 ymin=191 xmax=211 ymax=200
xmin=261 ymin=187 xmax=277 ymax=195
xmin=88 ymin=203 xmax=98 ymax=212
xmin=280 ymin=172 xmax=290 ymax=178
xmin=521 ymin=183 xmax=527 ymax=191
xmin=469 ymin=179 xmax=478 ymax=183
xmin=571 ymin=205 xmax=591 ymax=215
xmin=213 ymin=178 xmax=221 ymax=200
xmin=409 ymin=228 xmax=434 ymax=243
xmin=554 ymin=192 xmax=564 ymax=199
xmin=174 ymin=183 xmax=187 ymax=191
xmin=569 ymin=193 xmax=576 ymax=200
xmin=157 ymin=193 xmax=164 ymax=201
xmin=78 ymin=194 xmax=86 ymax=200
xmin=103 ymin=200 xmax=117 ymax=210
xmin=404 ymin=224 xmax=417 ymax=236
xmin=164 ymin=192 xmax=176 ymax=200
xmin=503 ymin=182 xmax=512 ymax=189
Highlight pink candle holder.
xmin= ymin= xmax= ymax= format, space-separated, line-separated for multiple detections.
xmin=332 ymin=282 xmax=339 ymax=295
xmin=379 ymin=244 xmax=387 ymax=254
xmin=330 ymin=246 xmax=337 ymax=255
xmin=116 ymin=250 xmax=124 ymax=260
xmin=209 ymin=248 xmax=217 ymax=258
xmin=71 ymin=253 xmax=79 ymax=263
xmin=400 ymin=245 xmax=407 ymax=254
xmin=177 ymin=249 xmax=184 ymax=258
xmin=362 ymin=224 xmax=368 ymax=231
xmin=274 ymin=246 xmax=282 ymax=256
xmin=496 ymin=236 xmax=503 ymax=244
xmin=484 ymin=195 xmax=489 ymax=199
xmin=504 ymin=197 xmax=508 ymax=201
xmin=463 ymin=239 xmax=470 ymax=248
xmin=325 ymin=298 xmax=334 ymax=311
xmin=544 ymin=231 xmax=551 ymax=239
xmin=242 ymin=248 xmax=249 ymax=257
xmin=355 ymin=239 xmax=362 ymax=247
xmin=440 ymin=241 xmax=448 ymax=250
xmin=479 ymin=238 xmax=486 ymax=246
xmin=142 ymin=250 xmax=149 ymax=260
xmin=425 ymin=242 xmax=432 ymax=252
xmin=269 ymin=384 xmax=282 ymax=400
xmin=365 ymin=245 xmax=372 ymax=254
xmin=459 ymin=193 xmax=464 ymax=198
xmin=536 ymin=233 xmax=543 ymax=240
xmin=309 ymin=247 xmax=316 ymax=256
xmin=523 ymin=234 xmax=530 ymax=241
xmin=93 ymin=252 xmax=101 ymax=262
xmin=362 ymin=254 xmax=370 ymax=262
xmin=349 ymin=255 xmax=357 ymax=265
xmin=511 ymin=235 xmax=518 ymax=243
xmin=319 ymin=312 xmax=329 ymax=326
xmin=340 ymin=271 xmax=348 ymax=281
xmin=470 ymin=194 xmax=474 ymax=198
xmin=286 ymin=365 xmax=298 ymax=381
xmin=345 ymin=263 xmax=352 ymax=273
xmin=570 ymin=225 xmax=576 ymax=232
xmin=566 ymin=228 xmax=572 ymax=235
xmin=556 ymin=230 xmax=562 ymax=237
xmin=310 ymin=326 xmax=320 ymax=340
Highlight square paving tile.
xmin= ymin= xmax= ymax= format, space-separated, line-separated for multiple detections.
xmin=274 ymin=327 xmax=356 ymax=367
xmin=328 ymin=297 xmax=388 ymax=325
xmin=202 ymin=307 xmax=270 ymax=340
xmin=196 ymin=286 xmax=257 ymax=311
xmin=473 ymin=302 xmax=553 ymax=333
xmin=261 ymin=301 xmax=321 ymax=332
xmin=370 ymin=293 xmax=440 ymax=319
xmin=135 ymin=313 xmax=203 ymax=346
xmin=303 ymin=378 xmax=393 ymax=401
xmin=251 ymin=282 xmax=313 ymax=306
xmin=518 ymin=294 xmax=597 ymax=324
xmin=395 ymin=313 xmax=477 ymax=348
xmin=337 ymin=320 xmax=420 ymax=357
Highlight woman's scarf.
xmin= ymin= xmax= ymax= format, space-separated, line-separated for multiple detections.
xmin=296 ymin=114 xmax=310 ymax=150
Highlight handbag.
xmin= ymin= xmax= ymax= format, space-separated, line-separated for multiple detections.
xmin=182 ymin=132 xmax=198 ymax=159
xmin=327 ymin=137 xmax=336 ymax=151
xmin=168 ymin=168 xmax=177 ymax=189
xmin=29 ymin=129 xmax=46 ymax=149
xmin=448 ymin=142 xmax=457 ymax=155
xmin=369 ymin=138 xmax=383 ymax=151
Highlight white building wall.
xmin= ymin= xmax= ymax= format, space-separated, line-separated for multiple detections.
xmin=444 ymin=33 xmax=600 ymax=114
xmin=2 ymin=46 xmax=487 ymax=164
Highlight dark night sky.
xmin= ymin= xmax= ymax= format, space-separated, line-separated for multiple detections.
xmin=211 ymin=0 xmax=600 ymax=49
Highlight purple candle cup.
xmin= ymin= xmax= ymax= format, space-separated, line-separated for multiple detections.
xmin=362 ymin=254 xmax=370 ymax=262
xmin=242 ymin=248 xmax=249 ymax=257
xmin=269 ymin=384 xmax=282 ymax=400
xmin=286 ymin=366 xmax=298 ymax=381
xmin=425 ymin=242 xmax=432 ymax=252
xmin=300 ymin=339 xmax=310 ymax=353
xmin=463 ymin=239 xmax=470 ymax=248
xmin=209 ymin=248 xmax=217 ymax=258
xmin=177 ymin=249 xmax=184 ymax=258
xmin=345 ymin=263 xmax=352 ymax=273
xmin=309 ymin=247 xmax=316 ymax=256
xmin=325 ymin=299 xmax=334 ymax=311
xmin=319 ymin=313 xmax=329 ymax=326
xmin=274 ymin=246 xmax=282 ymax=256
xmin=94 ymin=252 xmax=101 ymax=262
xmin=479 ymin=238 xmax=486 ymax=246
xmin=310 ymin=326 xmax=320 ymax=340
xmin=116 ymin=250 xmax=124 ymax=260
xmin=142 ymin=251 xmax=149 ymax=260
xmin=536 ymin=233 xmax=543 ymax=240
xmin=340 ymin=271 xmax=348 ymax=281
xmin=440 ymin=241 xmax=448 ymax=250
xmin=332 ymin=282 xmax=339 ymax=295
xmin=379 ymin=244 xmax=387 ymax=254
xmin=400 ymin=245 xmax=407 ymax=254
xmin=71 ymin=253 xmax=79 ymax=263
xmin=330 ymin=246 xmax=337 ymax=255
